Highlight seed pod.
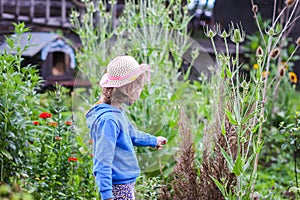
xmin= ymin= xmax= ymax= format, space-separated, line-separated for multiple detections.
xmin=296 ymin=37 xmax=300 ymax=46
xmin=278 ymin=66 xmax=285 ymax=77
xmin=252 ymin=4 xmax=258 ymax=13
xmin=256 ymin=46 xmax=264 ymax=57
xmin=271 ymin=48 xmax=280 ymax=59
xmin=285 ymin=0 xmax=295 ymax=7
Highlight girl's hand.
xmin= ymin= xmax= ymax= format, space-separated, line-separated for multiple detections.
xmin=156 ymin=136 xmax=167 ymax=150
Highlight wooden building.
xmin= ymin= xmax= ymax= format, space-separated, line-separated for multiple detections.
xmin=0 ymin=32 xmax=92 ymax=89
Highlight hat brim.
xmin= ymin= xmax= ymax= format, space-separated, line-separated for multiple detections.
xmin=99 ymin=65 xmax=150 ymax=88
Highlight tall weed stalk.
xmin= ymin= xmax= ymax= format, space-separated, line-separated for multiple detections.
xmin=201 ymin=1 xmax=300 ymax=199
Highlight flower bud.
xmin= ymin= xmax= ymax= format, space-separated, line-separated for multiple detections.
xmin=267 ymin=27 xmax=275 ymax=36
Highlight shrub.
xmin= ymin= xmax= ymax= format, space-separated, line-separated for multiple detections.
xmin=0 ymin=23 xmax=42 ymax=184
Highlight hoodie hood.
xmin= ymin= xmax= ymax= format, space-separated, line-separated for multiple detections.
xmin=86 ymin=103 xmax=122 ymax=130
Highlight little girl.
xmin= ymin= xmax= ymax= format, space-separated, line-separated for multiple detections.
xmin=86 ymin=56 xmax=167 ymax=200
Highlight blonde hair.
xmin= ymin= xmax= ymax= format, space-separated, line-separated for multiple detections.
xmin=101 ymin=73 xmax=146 ymax=106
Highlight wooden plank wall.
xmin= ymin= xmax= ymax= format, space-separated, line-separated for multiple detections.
xmin=0 ymin=0 xmax=85 ymax=28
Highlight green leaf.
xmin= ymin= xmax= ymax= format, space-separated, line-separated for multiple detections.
xmin=232 ymin=154 xmax=243 ymax=176
xmin=225 ymin=109 xmax=238 ymax=125
xmin=221 ymin=118 xmax=226 ymax=136
xmin=226 ymin=66 xmax=232 ymax=78
xmin=210 ymin=176 xmax=227 ymax=197
xmin=170 ymin=82 xmax=189 ymax=102
xmin=220 ymin=146 xmax=233 ymax=172
xmin=243 ymin=153 xmax=255 ymax=171
xmin=1 ymin=150 xmax=13 ymax=160
xmin=241 ymin=112 xmax=256 ymax=125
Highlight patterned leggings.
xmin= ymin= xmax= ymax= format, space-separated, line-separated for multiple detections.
xmin=112 ymin=182 xmax=135 ymax=200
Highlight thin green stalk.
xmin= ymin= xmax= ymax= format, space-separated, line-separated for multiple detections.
xmin=294 ymin=147 xmax=298 ymax=188
xmin=0 ymin=159 xmax=3 ymax=182
xmin=210 ymin=37 xmax=219 ymax=64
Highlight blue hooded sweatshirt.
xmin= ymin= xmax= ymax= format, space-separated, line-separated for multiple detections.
xmin=86 ymin=103 xmax=157 ymax=200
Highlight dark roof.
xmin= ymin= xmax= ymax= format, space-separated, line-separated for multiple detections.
xmin=0 ymin=32 xmax=72 ymax=56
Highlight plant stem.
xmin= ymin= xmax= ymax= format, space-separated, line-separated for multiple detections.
xmin=294 ymin=147 xmax=299 ymax=188
xmin=251 ymin=0 xmax=267 ymax=47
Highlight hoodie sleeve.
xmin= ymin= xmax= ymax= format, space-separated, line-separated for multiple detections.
xmin=128 ymin=123 xmax=157 ymax=147
xmin=93 ymin=119 xmax=119 ymax=200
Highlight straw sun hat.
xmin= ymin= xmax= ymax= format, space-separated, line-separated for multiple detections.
xmin=100 ymin=56 xmax=150 ymax=88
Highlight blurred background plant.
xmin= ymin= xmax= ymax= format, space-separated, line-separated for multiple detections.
xmin=0 ymin=183 xmax=33 ymax=200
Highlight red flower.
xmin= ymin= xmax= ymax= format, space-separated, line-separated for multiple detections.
xmin=68 ymin=157 xmax=78 ymax=162
xmin=88 ymin=139 xmax=93 ymax=144
xmin=64 ymin=121 xmax=72 ymax=126
xmin=55 ymin=136 xmax=62 ymax=141
xmin=88 ymin=154 xmax=94 ymax=157
xmin=48 ymin=122 xmax=58 ymax=127
xmin=32 ymin=121 xmax=39 ymax=125
xmin=39 ymin=112 xmax=52 ymax=119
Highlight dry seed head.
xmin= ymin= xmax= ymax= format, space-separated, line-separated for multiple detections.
xmin=278 ymin=66 xmax=285 ymax=77
xmin=285 ymin=0 xmax=296 ymax=7
xmin=271 ymin=48 xmax=280 ymax=59
xmin=296 ymin=37 xmax=300 ymax=46
xmin=252 ymin=5 xmax=258 ymax=13
xmin=256 ymin=46 xmax=264 ymax=57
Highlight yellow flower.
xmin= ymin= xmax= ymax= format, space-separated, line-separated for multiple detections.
xmin=289 ymin=72 xmax=298 ymax=83
xmin=253 ymin=63 xmax=259 ymax=70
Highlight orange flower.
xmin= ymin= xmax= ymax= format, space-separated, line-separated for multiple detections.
xmin=68 ymin=157 xmax=78 ymax=162
xmin=48 ymin=122 xmax=58 ymax=127
xmin=289 ymin=72 xmax=298 ymax=83
xmin=64 ymin=121 xmax=72 ymax=126
xmin=55 ymin=136 xmax=62 ymax=141
xmin=32 ymin=121 xmax=39 ymax=125
xmin=262 ymin=71 xmax=270 ymax=78
xmin=253 ymin=63 xmax=259 ymax=70
xmin=39 ymin=112 xmax=52 ymax=119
